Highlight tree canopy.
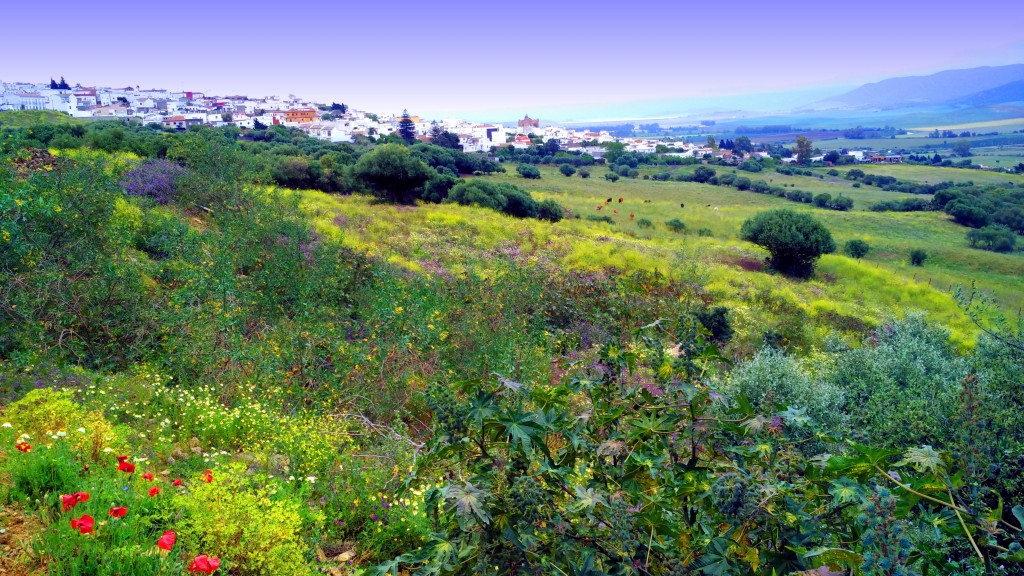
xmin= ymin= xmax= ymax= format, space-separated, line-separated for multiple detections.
xmin=741 ymin=209 xmax=836 ymax=277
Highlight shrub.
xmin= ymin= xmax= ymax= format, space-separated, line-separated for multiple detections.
xmin=604 ymin=172 xmax=620 ymax=182
xmin=966 ymin=224 xmax=1016 ymax=252
xmin=909 ymin=249 xmax=927 ymax=266
xmin=516 ymin=164 xmax=541 ymax=179
xmin=740 ymin=209 xmax=836 ymax=278
xmin=353 ymin=144 xmax=433 ymax=204
xmin=636 ymin=218 xmax=654 ymax=229
xmin=577 ymin=168 xmax=590 ymax=178
xmin=558 ymin=164 xmax=576 ymax=177
xmin=825 ymin=315 xmax=966 ymax=448
xmin=537 ymin=199 xmax=564 ymax=222
xmin=447 ymin=180 xmax=506 ymax=212
xmin=829 ymin=195 xmax=854 ymax=211
xmin=844 ymin=239 xmax=870 ymax=258
xmin=175 ymin=463 xmax=317 ymax=576
xmin=737 ymin=160 xmax=762 ymax=172
xmin=586 ymin=215 xmax=615 ymax=225
xmin=734 ymin=177 xmax=751 ymax=190
xmin=502 ymin=187 xmax=540 ymax=218
xmin=698 ymin=227 xmax=714 ymax=237
xmin=726 ymin=348 xmax=842 ymax=432
xmin=695 ymin=306 xmax=733 ymax=342
xmin=813 ymin=193 xmax=832 ymax=208
xmin=119 ymin=159 xmax=186 ymax=205
xmin=692 ymin=166 xmax=716 ymax=183
xmin=827 ymin=169 xmax=839 ymax=176
xmin=665 ymin=219 xmax=686 ymax=233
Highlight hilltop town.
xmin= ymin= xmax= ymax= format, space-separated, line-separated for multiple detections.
xmin=0 ymin=78 xmax=771 ymax=161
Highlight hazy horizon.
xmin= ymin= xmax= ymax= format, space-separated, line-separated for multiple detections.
xmin=2 ymin=0 xmax=1022 ymax=122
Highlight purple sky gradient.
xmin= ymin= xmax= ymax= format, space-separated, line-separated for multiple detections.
xmin=2 ymin=0 xmax=1021 ymax=120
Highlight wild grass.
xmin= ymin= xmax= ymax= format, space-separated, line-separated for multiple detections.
xmin=293 ymin=162 xmax=1024 ymax=349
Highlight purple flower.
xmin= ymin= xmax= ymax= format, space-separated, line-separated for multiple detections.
xmin=120 ymin=160 xmax=187 ymax=205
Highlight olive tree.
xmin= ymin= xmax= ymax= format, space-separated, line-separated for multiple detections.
xmin=740 ymin=209 xmax=836 ymax=277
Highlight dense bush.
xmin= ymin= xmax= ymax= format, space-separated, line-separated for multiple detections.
xmin=740 ymin=209 xmax=836 ymax=277
xmin=119 ymin=159 xmax=186 ymax=205
xmin=910 ymin=248 xmax=927 ymax=266
xmin=516 ymin=164 xmax=541 ymax=179
xmin=604 ymin=172 xmax=619 ymax=182
xmin=352 ymin=143 xmax=432 ymax=204
xmin=537 ymin=199 xmax=564 ymax=222
xmin=966 ymin=224 xmax=1017 ymax=252
xmin=558 ymin=163 xmax=576 ymax=177
xmin=844 ymin=238 xmax=870 ymax=258
xmin=446 ymin=180 xmax=543 ymax=219
xmin=664 ymin=218 xmax=686 ymax=233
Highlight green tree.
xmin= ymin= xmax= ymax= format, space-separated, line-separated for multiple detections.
xmin=398 ymin=109 xmax=416 ymax=144
xmin=740 ymin=209 xmax=836 ymax=277
xmin=558 ymin=164 xmax=576 ymax=177
xmin=953 ymin=140 xmax=972 ymax=157
xmin=794 ymin=136 xmax=813 ymax=165
xmin=352 ymin=143 xmax=432 ymax=204
xmin=909 ymin=249 xmax=927 ymax=266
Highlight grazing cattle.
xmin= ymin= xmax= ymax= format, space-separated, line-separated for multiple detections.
xmin=629 ymin=212 xmax=635 ymax=219
xmin=680 ymin=203 xmax=685 ymax=208
xmin=713 ymin=207 xmax=719 ymax=212
xmin=618 ymin=197 xmax=623 ymax=203
xmin=614 ymin=209 xmax=619 ymax=214
xmin=596 ymin=205 xmax=602 ymax=210
xmin=606 ymin=198 xmax=612 ymax=203
xmin=706 ymin=204 xmax=711 ymax=207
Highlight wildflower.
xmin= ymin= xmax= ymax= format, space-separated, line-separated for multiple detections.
xmin=202 ymin=469 xmax=213 ymax=483
xmin=157 ymin=530 xmax=176 ymax=551
xmin=149 ymin=486 xmax=161 ymax=497
xmin=142 ymin=472 xmax=154 ymax=482
xmin=1 ymin=423 xmax=11 ymax=428
xmin=189 ymin=554 xmax=221 ymax=574
xmin=306 ymin=476 xmax=316 ymax=484
xmin=77 ymin=427 xmax=86 ymax=434
xmin=70 ymin=514 xmax=95 ymax=534
xmin=173 ymin=478 xmax=182 ymax=486
xmin=15 ymin=442 xmax=31 ymax=453
xmin=109 ymin=506 xmax=128 ymax=518
xmin=116 ymin=455 xmax=135 ymax=474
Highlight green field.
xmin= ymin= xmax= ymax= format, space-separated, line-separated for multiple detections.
xmin=851 ymin=162 xmax=1024 ymax=185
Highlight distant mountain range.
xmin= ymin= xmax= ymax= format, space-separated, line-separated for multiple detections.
xmin=808 ymin=64 xmax=1024 ymax=111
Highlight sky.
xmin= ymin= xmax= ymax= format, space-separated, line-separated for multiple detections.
xmin=2 ymin=0 xmax=1022 ymax=121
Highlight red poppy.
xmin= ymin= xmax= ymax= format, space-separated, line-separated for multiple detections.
xmin=117 ymin=456 xmax=135 ymax=474
xmin=142 ymin=472 xmax=154 ymax=481
xmin=15 ymin=442 xmax=31 ymax=453
xmin=108 ymin=506 xmax=128 ymax=518
xmin=173 ymin=478 xmax=182 ymax=486
xmin=60 ymin=492 xmax=90 ymax=512
xmin=148 ymin=486 xmax=161 ymax=497
xmin=189 ymin=554 xmax=221 ymax=574
xmin=202 ymin=470 xmax=213 ymax=483
xmin=70 ymin=514 xmax=95 ymax=534
xmin=157 ymin=530 xmax=176 ymax=551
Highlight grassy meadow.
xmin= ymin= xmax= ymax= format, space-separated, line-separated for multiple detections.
xmin=296 ymin=163 xmax=1024 ymax=349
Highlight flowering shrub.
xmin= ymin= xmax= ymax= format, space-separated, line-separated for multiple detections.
xmin=174 ymin=463 xmax=315 ymax=576
xmin=119 ymin=159 xmax=186 ymax=205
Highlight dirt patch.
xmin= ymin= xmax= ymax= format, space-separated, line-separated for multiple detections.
xmin=9 ymin=149 xmax=59 ymax=178
xmin=721 ymin=254 xmax=765 ymax=272
xmin=0 ymin=506 xmax=45 ymax=576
